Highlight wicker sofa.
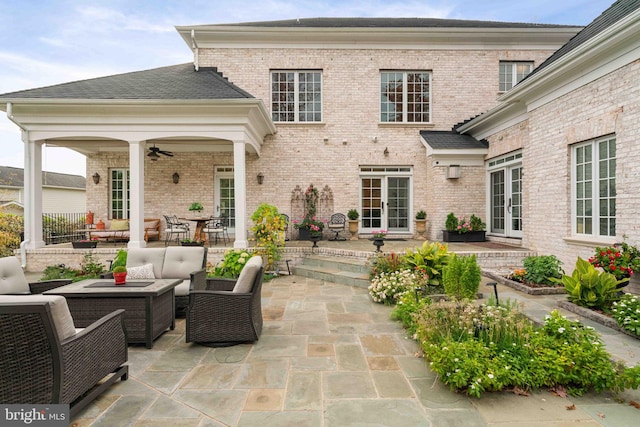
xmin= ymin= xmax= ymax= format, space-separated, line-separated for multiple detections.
xmin=0 ymin=295 xmax=128 ymax=417
xmin=102 ymin=246 xmax=207 ymax=314
xmin=0 ymin=256 xmax=71 ymax=295
xmin=90 ymin=218 xmax=161 ymax=243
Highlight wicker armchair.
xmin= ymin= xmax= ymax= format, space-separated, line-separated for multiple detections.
xmin=186 ymin=255 xmax=264 ymax=346
xmin=0 ymin=295 xmax=128 ymax=417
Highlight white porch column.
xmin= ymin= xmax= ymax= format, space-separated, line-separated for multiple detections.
xmin=127 ymin=141 xmax=146 ymax=248
xmin=233 ymin=140 xmax=248 ymax=248
xmin=23 ymin=133 xmax=45 ymax=249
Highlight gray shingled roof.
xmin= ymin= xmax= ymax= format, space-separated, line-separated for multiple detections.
xmin=0 ymin=63 xmax=254 ymax=100
xmin=0 ymin=166 xmax=86 ymax=189
xmin=420 ymin=130 xmax=488 ymax=150
xmin=210 ymin=17 xmax=576 ymax=29
xmin=524 ymin=0 xmax=640 ymax=80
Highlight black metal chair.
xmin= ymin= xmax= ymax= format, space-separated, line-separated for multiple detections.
xmin=281 ymin=213 xmax=290 ymax=241
xmin=204 ymin=216 xmax=229 ymax=246
xmin=163 ymin=214 xmax=190 ymax=245
xmin=327 ymin=213 xmax=347 ymax=241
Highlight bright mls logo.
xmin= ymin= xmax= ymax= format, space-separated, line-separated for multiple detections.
xmin=1 ymin=405 xmax=68 ymax=426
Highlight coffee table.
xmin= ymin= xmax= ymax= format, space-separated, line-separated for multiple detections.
xmin=45 ymin=278 xmax=181 ymax=348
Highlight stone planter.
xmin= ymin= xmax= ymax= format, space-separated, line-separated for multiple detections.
xmin=415 ymin=219 xmax=427 ymax=240
xmin=483 ymin=270 xmax=566 ymax=295
xmin=72 ymin=241 xmax=98 ymax=249
xmin=442 ymin=230 xmax=486 ymax=242
xmin=348 ymin=220 xmax=359 ymax=240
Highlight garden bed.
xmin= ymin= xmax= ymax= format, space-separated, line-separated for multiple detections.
xmin=483 ymin=270 xmax=566 ymax=295
xmin=557 ymin=300 xmax=640 ymax=340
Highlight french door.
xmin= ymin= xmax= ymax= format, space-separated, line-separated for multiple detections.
xmin=214 ymin=167 xmax=235 ymax=232
xmin=489 ymin=154 xmax=522 ymax=238
xmin=360 ymin=167 xmax=412 ymax=234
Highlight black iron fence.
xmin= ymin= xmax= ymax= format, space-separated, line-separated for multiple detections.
xmin=43 ymin=212 xmax=88 ymax=245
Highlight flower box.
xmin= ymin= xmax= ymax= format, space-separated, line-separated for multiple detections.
xmin=442 ymin=230 xmax=486 ymax=242
xmin=181 ymin=241 xmax=204 ymax=246
xmin=72 ymin=241 xmax=98 ymax=249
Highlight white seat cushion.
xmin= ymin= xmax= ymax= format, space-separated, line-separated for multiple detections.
xmin=127 ymin=248 xmax=166 ymax=279
xmin=232 ymin=256 xmax=262 ymax=293
xmin=174 ymin=279 xmax=191 ymax=297
xmin=0 ymin=257 xmax=30 ymax=295
xmin=162 ymin=247 xmax=205 ymax=279
xmin=0 ymin=295 xmax=76 ymax=341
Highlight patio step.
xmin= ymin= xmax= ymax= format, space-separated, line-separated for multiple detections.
xmin=293 ymin=255 xmax=371 ymax=288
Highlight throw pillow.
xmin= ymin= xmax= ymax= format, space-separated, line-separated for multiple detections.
xmin=127 ymin=263 xmax=155 ymax=280
xmin=110 ymin=219 xmax=129 ymax=231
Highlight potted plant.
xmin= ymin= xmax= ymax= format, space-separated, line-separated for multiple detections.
xmin=347 ymin=209 xmax=359 ymax=240
xmin=113 ymin=266 xmax=127 ymax=285
xmin=188 ymin=202 xmax=204 ymax=214
xmin=415 ymin=210 xmax=427 ymax=240
xmin=370 ymin=230 xmax=387 ymax=252
xmin=294 ymin=184 xmax=324 ymax=240
xmin=442 ymin=213 xmax=486 ymax=242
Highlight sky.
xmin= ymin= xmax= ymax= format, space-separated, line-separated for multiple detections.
xmin=0 ymin=0 xmax=615 ymax=177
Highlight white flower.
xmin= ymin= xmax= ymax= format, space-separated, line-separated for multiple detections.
xmin=558 ymin=327 xmax=565 ymax=334
xmin=454 ymin=358 xmax=459 ymax=362
xmin=487 ymin=373 xmax=494 ymax=379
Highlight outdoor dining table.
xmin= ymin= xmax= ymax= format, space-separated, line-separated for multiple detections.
xmin=181 ymin=216 xmax=211 ymax=243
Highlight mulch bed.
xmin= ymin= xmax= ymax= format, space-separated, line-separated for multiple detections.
xmin=483 ymin=270 xmax=566 ymax=295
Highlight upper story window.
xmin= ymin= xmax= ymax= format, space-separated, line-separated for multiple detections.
xmin=271 ymin=71 xmax=322 ymax=122
xmin=572 ymin=136 xmax=616 ymax=237
xmin=380 ymin=71 xmax=431 ymax=123
xmin=110 ymin=169 xmax=130 ymax=219
xmin=499 ymin=61 xmax=533 ymax=92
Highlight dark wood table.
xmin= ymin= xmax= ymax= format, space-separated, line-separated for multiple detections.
xmin=45 ymin=278 xmax=181 ymax=348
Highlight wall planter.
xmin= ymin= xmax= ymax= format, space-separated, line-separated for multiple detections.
xmin=442 ymin=230 xmax=486 ymax=242
xmin=72 ymin=241 xmax=98 ymax=249
xmin=181 ymin=241 xmax=204 ymax=246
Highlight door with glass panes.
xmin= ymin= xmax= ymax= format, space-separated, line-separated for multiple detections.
xmin=214 ymin=168 xmax=235 ymax=232
xmin=489 ymin=158 xmax=522 ymax=238
xmin=360 ymin=168 xmax=411 ymax=234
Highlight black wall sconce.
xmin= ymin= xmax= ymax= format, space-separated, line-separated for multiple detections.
xmin=257 ymin=172 xmax=264 ymax=185
xmin=383 ymin=147 xmax=389 ymax=156
xmin=172 ymin=172 xmax=180 ymax=184
xmin=92 ymin=172 xmax=100 ymax=185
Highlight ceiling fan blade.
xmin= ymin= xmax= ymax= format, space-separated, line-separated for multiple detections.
xmin=147 ymin=151 xmax=160 ymax=160
xmin=159 ymin=151 xmax=174 ymax=157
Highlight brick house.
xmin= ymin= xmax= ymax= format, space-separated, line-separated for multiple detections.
xmin=0 ymin=16 xmax=580 ymax=252
xmin=457 ymin=0 xmax=640 ymax=271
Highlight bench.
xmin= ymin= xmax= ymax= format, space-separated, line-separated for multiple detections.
xmin=91 ymin=218 xmax=161 ymax=243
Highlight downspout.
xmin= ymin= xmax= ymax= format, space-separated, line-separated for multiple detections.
xmin=191 ymin=29 xmax=199 ymax=71
xmin=7 ymin=102 xmax=28 ymax=267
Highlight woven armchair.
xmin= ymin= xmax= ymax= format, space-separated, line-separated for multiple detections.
xmin=186 ymin=256 xmax=264 ymax=346
xmin=0 ymin=296 xmax=128 ymax=418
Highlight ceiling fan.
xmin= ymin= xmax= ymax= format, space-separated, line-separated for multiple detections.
xmin=147 ymin=145 xmax=173 ymax=161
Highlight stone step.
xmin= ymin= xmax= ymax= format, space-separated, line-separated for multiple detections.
xmin=293 ymin=254 xmax=372 ymax=288
xmin=303 ymin=255 xmax=371 ymax=274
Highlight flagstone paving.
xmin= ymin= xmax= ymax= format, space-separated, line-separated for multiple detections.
xmin=71 ymin=274 xmax=640 ymax=426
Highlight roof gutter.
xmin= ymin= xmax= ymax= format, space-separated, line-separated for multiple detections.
xmin=6 ymin=102 xmax=25 ymax=130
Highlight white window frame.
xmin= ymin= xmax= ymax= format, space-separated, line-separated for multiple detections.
xmin=109 ymin=168 xmax=130 ymax=219
xmin=571 ymin=135 xmax=616 ymax=238
xmin=270 ymin=70 xmax=323 ymax=123
xmin=380 ymin=71 xmax=431 ymax=123
xmin=499 ymin=61 xmax=533 ymax=92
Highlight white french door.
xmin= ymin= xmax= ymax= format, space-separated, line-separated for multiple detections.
xmin=488 ymin=153 xmax=522 ymax=238
xmin=214 ymin=167 xmax=235 ymax=232
xmin=360 ymin=167 xmax=412 ymax=234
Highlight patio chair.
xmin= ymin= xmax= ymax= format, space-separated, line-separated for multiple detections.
xmin=0 ymin=256 xmax=72 ymax=295
xmin=203 ymin=216 xmax=229 ymax=246
xmin=327 ymin=213 xmax=347 ymax=241
xmin=163 ymin=214 xmax=190 ymax=245
xmin=0 ymin=294 xmax=128 ymax=417
xmin=186 ymin=255 xmax=264 ymax=346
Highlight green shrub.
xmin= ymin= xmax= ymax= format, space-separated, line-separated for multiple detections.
xmin=0 ymin=212 xmax=23 ymax=257
xmin=212 ymin=248 xmax=253 ymax=278
xmin=445 ymin=213 xmax=458 ymax=231
xmin=41 ymin=253 xmax=106 ymax=282
xmin=558 ymin=257 xmax=623 ymax=310
xmin=415 ymin=210 xmax=426 ymax=220
xmin=611 ymin=293 xmax=640 ymax=337
xmin=110 ymin=249 xmax=128 ymax=270
xmin=442 ymin=254 xmax=481 ymax=299
xmin=522 ymin=255 xmax=563 ymax=285
xmin=391 ymin=290 xmax=431 ymax=336
xmin=250 ymin=203 xmax=285 ymax=270
xmin=368 ymin=252 xmax=402 ymax=279
xmin=414 ymin=301 xmax=640 ymax=397
xmin=347 ymin=209 xmax=359 ymax=220
xmin=401 ymin=240 xmax=452 ymax=287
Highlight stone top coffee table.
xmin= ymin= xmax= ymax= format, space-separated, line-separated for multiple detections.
xmin=45 ymin=278 xmax=181 ymax=348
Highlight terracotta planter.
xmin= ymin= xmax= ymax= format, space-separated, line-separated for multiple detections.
xmin=113 ymin=272 xmax=127 ymax=285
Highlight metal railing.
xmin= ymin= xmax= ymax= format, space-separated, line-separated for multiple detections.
xmin=43 ymin=212 xmax=88 ymax=245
